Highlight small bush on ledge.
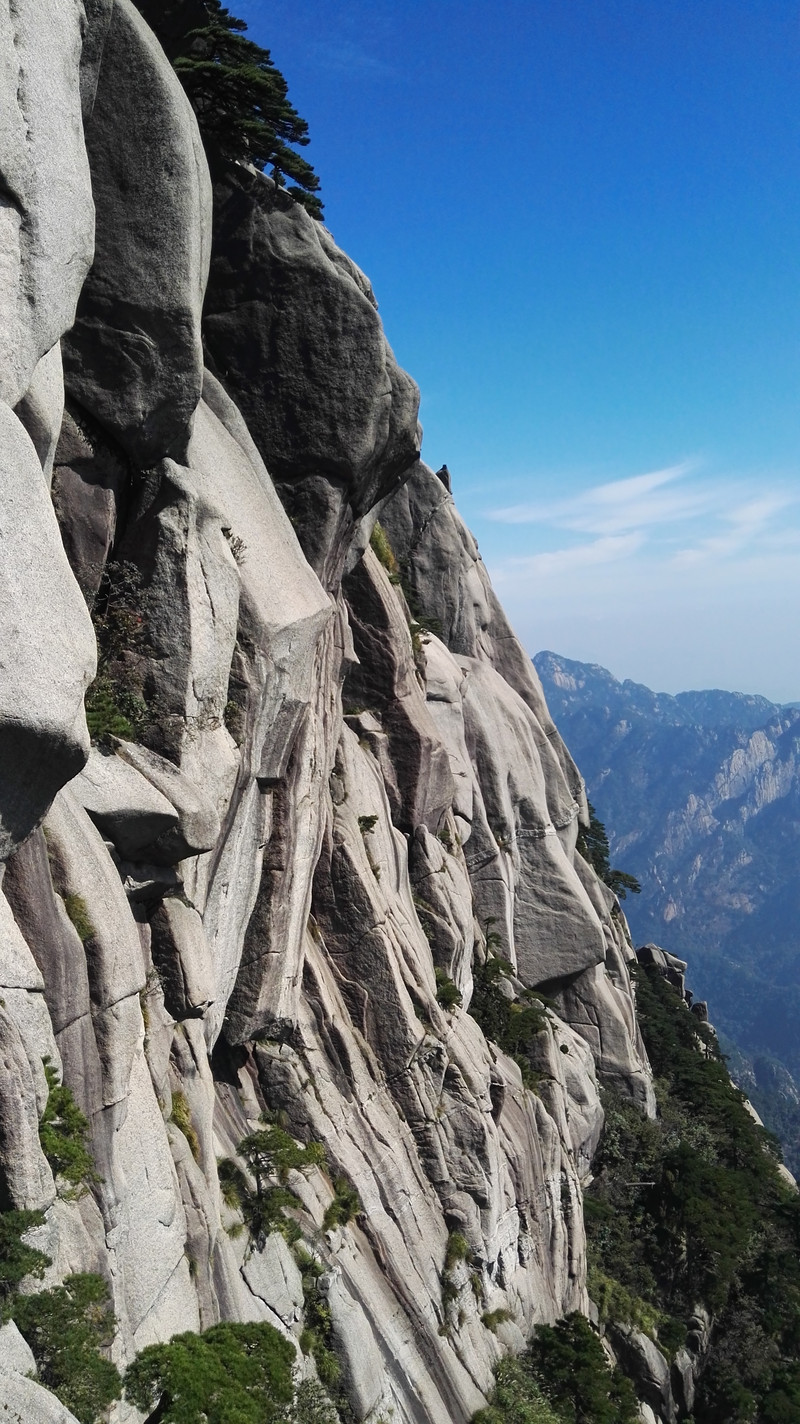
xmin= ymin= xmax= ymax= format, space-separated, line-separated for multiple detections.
xmin=39 ymin=1060 xmax=100 ymax=1198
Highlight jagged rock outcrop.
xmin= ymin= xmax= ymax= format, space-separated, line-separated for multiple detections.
xmin=0 ymin=9 xmax=659 ymax=1424
xmin=203 ymin=171 xmax=421 ymax=589
xmin=62 ymin=0 xmax=212 ymax=465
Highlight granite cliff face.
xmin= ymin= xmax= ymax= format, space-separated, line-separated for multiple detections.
xmin=0 ymin=9 xmax=656 ymax=1422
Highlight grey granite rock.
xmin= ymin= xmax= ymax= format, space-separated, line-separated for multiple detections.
xmin=0 ymin=989 xmax=55 ymax=1211
xmin=0 ymin=1372 xmax=82 ymax=1423
xmin=44 ymin=787 xmax=146 ymax=1112
xmin=380 ymin=462 xmax=584 ymax=810
xmin=343 ymin=547 xmax=454 ymax=831
xmin=113 ymin=742 xmax=221 ymax=864
xmin=0 ymin=1320 xmax=36 ymax=1377
xmin=0 ymin=0 xmax=93 ymax=409
xmin=203 ymin=172 xmax=420 ymax=587
xmin=0 ymin=404 xmax=95 ymax=859
xmin=0 ymin=10 xmax=664 ymax=1411
xmin=74 ymin=746 xmax=180 ymax=860
xmin=609 ymin=1323 xmax=676 ymax=1422
xmin=50 ymin=406 xmax=128 ymax=604
xmin=13 ymin=344 xmax=64 ymax=485
xmin=63 ymin=0 xmax=212 ymax=464
xmin=242 ymin=1234 xmax=304 ymax=1328
xmin=150 ymin=899 xmax=215 ymax=1019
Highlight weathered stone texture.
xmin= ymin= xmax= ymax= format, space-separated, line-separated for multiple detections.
xmin=0 ymin=7 xmax=659 ymax=1420
xmin=63 ymin=0 xmax=212 ymax=464
xmin=204 ymin=172 xmax=421 ymax=587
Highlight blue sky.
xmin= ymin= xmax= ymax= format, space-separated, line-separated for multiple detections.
xmin=237 ymin=0 xmax=800 ymax=702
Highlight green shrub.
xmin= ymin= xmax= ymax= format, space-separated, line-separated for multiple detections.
xmin=322 ymin=1176 xmax=361 ymax=1231
xmin=133 ymin=0 xmax=322 ymax=215
xmin=469 ymin=950 xmax=548 ymax=1088
xmin=444 ymin=1231 xmax=471 ymax=1272
xmin=0 ymin=1210 xmax=48 ymax=1318
xmin=218 ymin=1156 xmax=249 ymax=1212
xmin=170 ymin=1091 xmax=200 ymax=1162
xmin=369 ymin=521 xmax=400 ymax=581
xmin=296 ymin=1248 xmax=342 ymax=1395
xmin=124 ymin=1320 xmax=295 ymax=1423
xmin=84 ymin=678 xmax=137 ymax=742
xmin=14 ymin=1272 xmax=121 ymax=1424
xmin=588 ymin=1266 xmax=666 ymax=1341
xmin=223 ymin=695 xmax=246 ymax=745
xmin=472 ymin=1355 xmax=567 ymax=1424
xmin=586 ymin=963 xmax=800 ymax=1420
xmin=239 ymin=1124 xmax=326 ymax=1187
xmin=576 ymin=801 xmax=640 ymax=900
xmin=527 ymin=1313 xmax=638 ymax=1424
xmin=84 ymin=560 xmax=151 ymax=745
xmin=220 ymin=1123 xmax=326 ymax=1250
xmin=62 ymin=894 xmax=95 ymax=944
xmin=294 ymin=1379 xmax=341 ymax=1424
xmin=435 ymin=968 xmax=462 ymax=1011
xmin=482 ymin=1307 xmax=514 ymax=1333
xmin=39 ymin=1061 xmax=100 ymax=1198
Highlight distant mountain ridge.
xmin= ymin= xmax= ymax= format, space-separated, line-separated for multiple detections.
xmin=535 ymin=649 xmax=800 ymax=1168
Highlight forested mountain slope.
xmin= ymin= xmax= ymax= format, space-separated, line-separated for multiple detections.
xmin=535 ymin=649 xmax=800 ymax=1168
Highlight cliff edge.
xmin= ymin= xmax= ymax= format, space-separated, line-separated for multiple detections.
xmin=0 ymin=7 xmax=658 ymax=1422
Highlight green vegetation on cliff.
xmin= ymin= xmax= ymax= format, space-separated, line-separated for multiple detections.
xmin=475 ymin=1313 xmax=637 ymax=1424
xmin=12 ymin=1273 xmax=121 ymax=1423
xmin=124 ymin=1321 xmax=295 ymax=1424
xmin=0 ymin=1071 xmax=121 ymax=1422
xmin=587 ymin=963 xmax=800 ymax=1422
xmin=480 ymin=963 xmax=800 ymax=1424
xmin=133 ymin=0 xmax=323 ymax=215
xmin=576 ymin=802 xmax=640 ymax=901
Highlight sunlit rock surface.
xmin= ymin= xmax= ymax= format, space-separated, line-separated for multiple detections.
xmin=0 ymin=9 xmax=655 ymax=1423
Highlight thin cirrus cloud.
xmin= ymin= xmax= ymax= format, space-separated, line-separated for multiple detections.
xmin=500 ymin=532 xmax=644 ymax=579
xmin=488 ymin=461 xmax=707 ymax=536
xmin=486 ymin=461 xmax=799 ymax=575
xmin=308 ymin=38 xmax=395 ymax=75
xmin=673 ymin=493 xmax=796 ymax=565
xmin=482 ymin=462 xmax=800 ymax=700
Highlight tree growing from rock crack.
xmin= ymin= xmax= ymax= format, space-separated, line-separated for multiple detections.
xmin=134 ymin=0 xmax=323 ymax=216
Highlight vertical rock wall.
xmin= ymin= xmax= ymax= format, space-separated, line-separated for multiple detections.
xmin=0 ymin=6 xmax=652 ymax=1422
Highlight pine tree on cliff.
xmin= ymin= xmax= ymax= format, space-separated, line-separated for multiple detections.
xmin=134 ymin=0 xmax=323 ymax=217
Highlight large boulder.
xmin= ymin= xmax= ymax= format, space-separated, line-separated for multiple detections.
xmin=203 ymin=172 xmax=421 ymax=587
xmin=0 ymin=0 xmax=94 ymax=409
xmin=0 ymin=1372 xmax=82 ymax=1424
xmin=0 ymin=405 xmax=95 ymax=859
xmin=62 ymin=0 xmax=212 ymax=465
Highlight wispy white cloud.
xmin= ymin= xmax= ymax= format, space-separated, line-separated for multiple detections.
xmin=498 ymin=532 xmax=644 ymax=579
xmin=482 ymin=460 xmax=800 ymax=700
xmin=487 ymin=460 xmax=800 ymax=570
xmin=488 ymin=461 xmax=701 ymax=534
xmin=307 ymin=37 xmax=395 ymax=75
xmin=673 ymin=492 xmax=797 ymax=565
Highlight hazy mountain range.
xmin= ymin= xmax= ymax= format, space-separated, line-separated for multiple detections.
xmin=535 ymin=649 xmax=800 ymax=1169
